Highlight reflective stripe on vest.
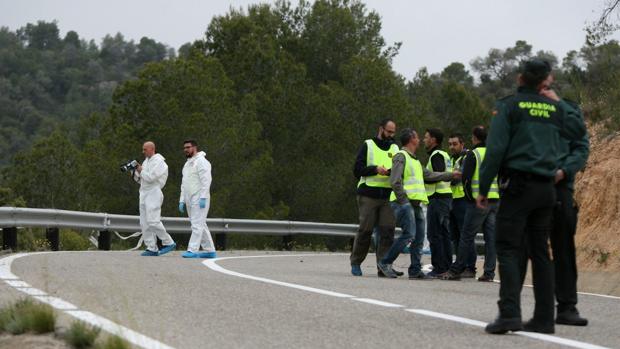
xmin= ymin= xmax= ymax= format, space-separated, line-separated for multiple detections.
xmin=425 ymin=149 xmax=452 ymax=196
xmin=451 ymin=154 xmax=465 ymax=199
xmin=471 ymin=147 xmax=500 ymax=199
xmin=358 ymin=139 xmax=399 ymax=188
xmin=390 ymin=150 xmax=429 ymax=204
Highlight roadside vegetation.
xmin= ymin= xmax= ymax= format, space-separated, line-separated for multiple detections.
xmin=0 ymin=299 xmax=130 ymax=348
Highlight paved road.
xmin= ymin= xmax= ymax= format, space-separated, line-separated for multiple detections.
xmin=3 ymin=251 xmax=619 ymax=348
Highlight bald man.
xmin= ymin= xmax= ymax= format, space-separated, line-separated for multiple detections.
xmin=133 ymin=141 xmax=176 ymax=256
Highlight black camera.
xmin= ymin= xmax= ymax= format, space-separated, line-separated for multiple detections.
xmin=120 ymin=160 xmax=139 ymax=172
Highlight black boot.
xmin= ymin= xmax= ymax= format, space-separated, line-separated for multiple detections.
xmin=485 ymin=317 xmax=523 ymax=334
xmin=523 ymin=319 xmax=555 ymax=334
xmin=556 ymin=309 xmax=588 ymax=326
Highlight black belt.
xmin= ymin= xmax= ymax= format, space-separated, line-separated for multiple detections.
xmin=503 ymin=169 xmax=553 ymax=182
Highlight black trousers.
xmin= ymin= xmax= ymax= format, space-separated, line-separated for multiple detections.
xmin=495 ymin=177 xmax=555 ymax=324
xmin=550 ymin=182 xmax=579 ymax=313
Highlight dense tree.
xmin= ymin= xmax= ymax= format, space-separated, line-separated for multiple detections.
xmin=0 ymin=22 xmax=173 ymax=166
xmin=5 ymin=130 xmax=81 ymax=209
xmin=470 ymin=40 xmax=558 ymax=104
xmin=2 ymin=2 xmax=619 ymax=233
xmin=200 ymin=0 xmax=410 ymax=222
xmin=91 ymin=55 xmax=274 ymax=218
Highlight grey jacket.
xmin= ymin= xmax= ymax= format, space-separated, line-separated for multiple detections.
xmin=390 ymin=147 xmax=454 ymax=205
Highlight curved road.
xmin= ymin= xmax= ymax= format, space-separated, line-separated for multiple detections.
xmin=1 ymin=251 xmax=618 ymax=348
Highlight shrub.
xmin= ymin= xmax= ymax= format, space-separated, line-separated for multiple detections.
xmin=60 ymin=230 xmax=92 ymax=251
xmin=65 ymin=321 xmax=101 ymax=348
xmin=95 ymin=335 xmax=131 ymax=349
xmin=0 ymin=298 xmax=56 ymax=334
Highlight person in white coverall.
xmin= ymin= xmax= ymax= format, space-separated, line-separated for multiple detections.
xmin=179 ymin=139 xmax=216 ymax=258
xmin=132 ymin=141 xmax=176 ymax=256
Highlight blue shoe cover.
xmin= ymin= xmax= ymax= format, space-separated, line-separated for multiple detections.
xmin=199 ymin=251 xmax=217 ymax=259
xmin=159 ymin=243 xmax=176 ymax=256
xmin=182 ymin=251 xmax=200 ymax=258
xmin=351 ymin=265 xmax=362 ymax=276
xmin=141 ymin=250 xmax=159 ymax=256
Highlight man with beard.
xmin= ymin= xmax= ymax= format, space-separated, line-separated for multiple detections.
xmin=448 ymin=133 xmax=476 ymax=277
xmin=423 ymin=128 xmax=453 ymax=278
xmin=377 ymin=128 xmax=460 ymax=279
xmin=179 ymin=139 xmax=216 ymax=258
xmin=351 ymin=119 xmax=399 ymax=276
xmin=441 ymin=126 xmax=499 ymax=282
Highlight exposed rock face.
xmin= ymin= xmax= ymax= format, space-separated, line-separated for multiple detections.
xmin=574 ymin=126 xmax=620 ymax=272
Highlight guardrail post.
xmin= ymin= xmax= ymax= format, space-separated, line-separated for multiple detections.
xmin=282 ymin=235 xmax=293 ymax=251
xmin=2 ymin=227 xmax=17 ymax=250
xmin=98 ymin=230 xmax=111 ymax=251
xmin=215 ymin=233 xmax=227 ymax=250
xmin=46 ymin=228 xmax=59 ymax=251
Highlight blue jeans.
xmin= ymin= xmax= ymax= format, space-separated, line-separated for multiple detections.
xmin=427 ymin=197 xmax=453 ymax=273
xmin=450 ymin=198 xmax=477 ymax=271
xmin=450 ymin=201 xmax=498 ymax=277
xmin=381 ymin=202 xmax=426 ymax=275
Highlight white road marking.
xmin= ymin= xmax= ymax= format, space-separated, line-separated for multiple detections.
xmin=33 ymin=295 xmax=78 ymax=310
xmin=352 ymin=298 xmax=403 ymax=308
xmin=205 ymin=254 xmax=611 ymax=349
xmin=524 ymin=281 xmax=620 ymax=299
xmin=0 ymin=251 xmax=616 ymax=349
xmin=0 ymin=253 xmax=175 ymax=349
xmin=407 ymin=309 xmax=488 ymax=327
xmin=510 ymin=282 xmax=620 ymax=301
xmin=576 ymin=291 xmax=620 ymax=300
xmin=0 ymin=252 xmax=26 ymax=279
xmin=19 ymin=287 xmax=47 ymax=296
xmin=5 ymin=280 xmax=30 ymax=287
xmin=517 ymin=331 xmax=610 ymax=349
xmin=204 ymin=255 xmax=354 ymax=298
xmin=67 ymin=310 xmax=174 ymax=349
xmin=408 ymin=309 xmax=608 ymax=349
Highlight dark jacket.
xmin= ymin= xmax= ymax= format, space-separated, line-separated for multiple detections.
xmin=424 ymin=145 xmax=452 ymax=199
xmin=462 ymin=143 xmax=498 ymax=202
xmin=556 ymin=100 xmax=589 ymax=191
xmin=479 ymin=86 xmax=587 ymax=196
xmin=390 ymin=148 xmax=453 ymax=205
xmin=353 ymin=137 xmax=396 ymax=199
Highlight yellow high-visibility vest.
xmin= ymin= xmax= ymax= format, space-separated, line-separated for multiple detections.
xmin=471 ymin=147 xmax=500 ymax=199
xmin=451 ymin=154 xmax=465 ymax=199
xmin=357 ymin=139 xmax=399 ymax=188
xmin=425 ymin=149 xmax=452 ymax=196
xmin=389 ymin=150 xmax=429 ymax=204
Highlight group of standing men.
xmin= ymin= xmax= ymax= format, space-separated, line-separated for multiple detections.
xmin=131 ymin=140 xmax=217 ymax=259
xmin=350 ymin=59 xmax=589 ymax=335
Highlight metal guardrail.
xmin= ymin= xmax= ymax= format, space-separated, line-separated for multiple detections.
xmin=0 ymin=207 xmax=482 ymax=251
xmin=0 ymin=207 xmax=358 ymax=236
xmin=0 ymin=207 xmax=361 ymax=251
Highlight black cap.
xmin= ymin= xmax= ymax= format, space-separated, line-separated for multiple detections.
xmin=520 ymin=59 xmax=551 ymax=76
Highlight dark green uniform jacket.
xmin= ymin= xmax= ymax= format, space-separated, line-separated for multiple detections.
xmin=479 ymin=86 xmax=587 ymax=196
xmin=556 ymin=100 xmax=589 ymax=191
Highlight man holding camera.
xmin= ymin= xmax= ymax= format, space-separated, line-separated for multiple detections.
xmin=132 ymin=141 xmax=176 ymax=256
xmin=179 ymin=140 xmax=216 ymax=258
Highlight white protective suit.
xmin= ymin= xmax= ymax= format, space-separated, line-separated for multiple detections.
xmin=180 ymin=151 xmax=215 ymax=253
xmin=133 ymin=153 xmax=174 ymax=252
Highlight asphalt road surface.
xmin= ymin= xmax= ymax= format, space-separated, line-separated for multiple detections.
xmin=1 ymin=251 xmax=618 ymax=349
